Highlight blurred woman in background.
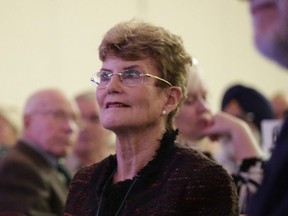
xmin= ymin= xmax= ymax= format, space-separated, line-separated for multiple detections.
xmin=175 ymin=58 xmax=265 ymax=214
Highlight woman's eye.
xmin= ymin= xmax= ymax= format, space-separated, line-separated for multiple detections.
xmin=100 ymin=71 xmax=111 ymax=81
xmin=184 ymin=96 xmax=196 ymax=105
xmin=123 ymin=70 xmax=141 ymax=79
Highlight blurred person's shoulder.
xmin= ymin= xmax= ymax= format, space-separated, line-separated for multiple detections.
xmin=173 ymin=142 xmax=232 ymax=180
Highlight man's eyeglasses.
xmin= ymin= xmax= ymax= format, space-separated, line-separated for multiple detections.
xmin=80 ymin=114 xmax=100 ymax=124
xmin=90 ymin=69 xmax=172 ymax=89
xmin=34 ymin=110 xmax=79 ymax=124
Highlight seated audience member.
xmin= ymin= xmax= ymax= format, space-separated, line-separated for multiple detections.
xmin=64 ymin=20 xmax=239 ymax=216
xmin=220 ymin=84 xmax=275 ymax=171
xmin=0 ymin=105 xmax=21 ymax=159
xmin=271 ymin=91 xmax=288 ymax=119
xmin=0 ymin=88 xmax=78 ymax=216
xmin=221 ymin=84 xmax=275 ymax=145
xmin=174 ymin=58 xmax=220 ymax=159
xmin=175 ymin=59 xmax=265 ymax=214
xmin=65 ymin=90 xmax=115 ymax=175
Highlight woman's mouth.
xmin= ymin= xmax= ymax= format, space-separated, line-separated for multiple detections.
xmin=106 ymin=102 xmax=130 ymax=109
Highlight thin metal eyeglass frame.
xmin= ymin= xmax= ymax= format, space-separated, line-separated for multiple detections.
xmin=90 ymin=71 xmax=172 ymax=88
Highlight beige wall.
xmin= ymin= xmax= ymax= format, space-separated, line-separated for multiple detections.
xmin=1 ymin=0 xmax=287 ymax=112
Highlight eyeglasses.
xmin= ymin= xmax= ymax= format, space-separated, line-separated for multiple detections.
xmin=90 ymin=69 xmax=172 ymax=89
xmin=34 ymin=110 xmax=79 ymax=124
xmin=80 ymin=114 xmax=100 ymax=124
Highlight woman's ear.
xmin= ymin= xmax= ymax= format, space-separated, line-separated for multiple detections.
xmin=163 ymin=86 xmax=182 ymax=114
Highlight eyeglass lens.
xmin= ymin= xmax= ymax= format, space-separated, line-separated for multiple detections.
xmin=92 ymin=69 xmax=145 ymax=88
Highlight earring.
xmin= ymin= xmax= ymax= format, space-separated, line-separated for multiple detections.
xmin=162 ymin=110 xmax=167 ymax=116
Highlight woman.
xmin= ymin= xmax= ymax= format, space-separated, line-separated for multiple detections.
xmin=64 ymin=20 xmax=239 ymax=216
xmin=174 ymin=57 xmax=218 ymax=159
xmin=175 ymin=59 xmax=265 ymax=214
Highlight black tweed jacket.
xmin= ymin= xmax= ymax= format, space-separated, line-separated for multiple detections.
xmin=65 ymin=130 xmax=239 ymax=216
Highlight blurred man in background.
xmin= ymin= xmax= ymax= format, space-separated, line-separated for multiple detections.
xmin=65 ymin=91 xmax=115 ymax=175
xmin=0 ymin=104 xmax=21 ymax=159
xmin=0 ymin=88 xmax=78 ymax=216
xmin=271 ymin=91 xmax=288 ymax=119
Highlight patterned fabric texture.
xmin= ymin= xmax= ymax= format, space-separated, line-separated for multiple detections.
xmin=65 ymin=130 xmax=239 ymax=216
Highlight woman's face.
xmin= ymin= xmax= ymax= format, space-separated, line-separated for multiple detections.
xmin=175 ymin=76 xmax=212 ymax=141
xmin=96 ymin=56 xmax=170 ymax=133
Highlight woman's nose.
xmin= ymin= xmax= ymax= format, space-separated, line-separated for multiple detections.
xmin=196 ymin=97 xmax=211 ymax=113
xmin=106 ymin=74 xmax=123 ymax=93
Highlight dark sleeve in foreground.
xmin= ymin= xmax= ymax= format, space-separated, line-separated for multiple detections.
xmin=248 ymin=117 xmax=288 ymax=216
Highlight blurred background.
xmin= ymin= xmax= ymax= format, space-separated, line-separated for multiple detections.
xmin=1 ymin=0 xmax=287 ymax=113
